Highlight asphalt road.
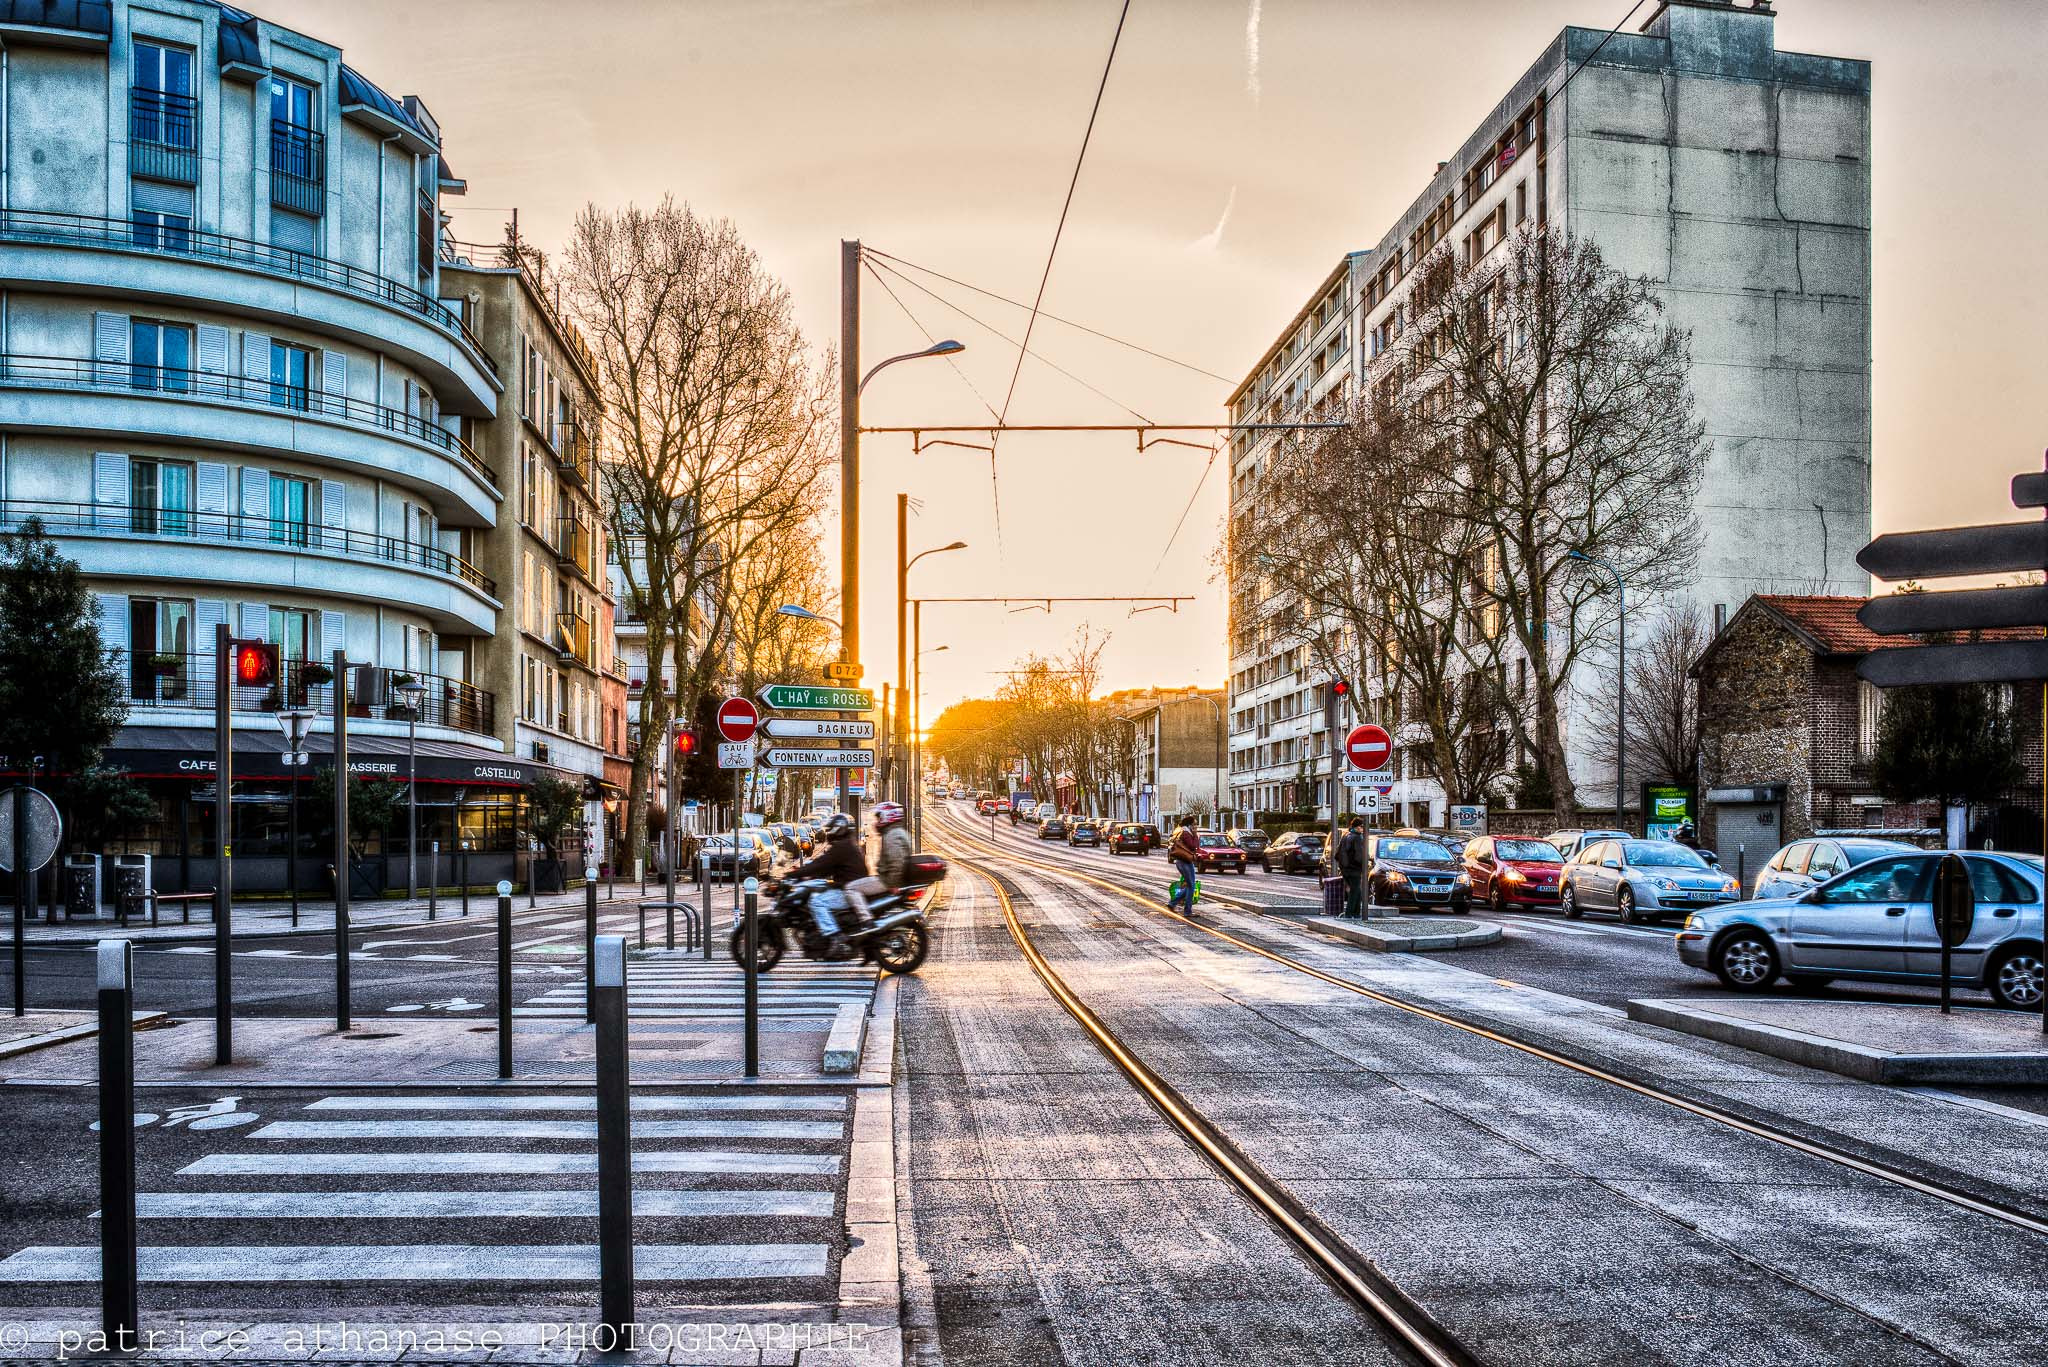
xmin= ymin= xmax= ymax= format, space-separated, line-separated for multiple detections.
xmin=919 ymin=823 xmax=2048 ymax=1366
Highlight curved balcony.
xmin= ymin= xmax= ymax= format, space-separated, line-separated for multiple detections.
xmin=116 ymin=650 xmax=495 ymax=740
xmin=0 ymin=354 xmax=500 ymax=526
xmin=1 ymin=501 xmax=500 ymax=635
xmin=0 ymin=210 xmax=499 ymax=415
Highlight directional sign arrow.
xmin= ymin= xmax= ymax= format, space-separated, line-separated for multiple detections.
xmin=758 ymin=684 xmax=875 ymax=712
xmin=1858 ymin=585 xmax=2048 ymax=636
xmin=1855 ymin=522 xmax=2048 ymax=582
xmin=762 ymin=718 xmax=876 ymax=740
xmin=1858 ymin=640 xmax=2048 ymax=688
xmin=764 ymin=747 xmax=877 ymax=769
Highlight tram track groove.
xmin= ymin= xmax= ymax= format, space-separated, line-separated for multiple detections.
xmin=935 ymin=811 xmax=2048 ymax=1244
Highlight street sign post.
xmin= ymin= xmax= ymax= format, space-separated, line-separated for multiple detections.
xmin=1932 ymin=853 xmax=1975 ymax=1017
xmin=762 ymin=718 xmax=876 ymax=740
xmin=765 ymin=747 xmax=877 ymax=769
xmin=758 ymin=684 xmax=875 ymax=712
xmin=715 ymin=697 xmax=760 ymax=744
xmin=1344 ymin=725 xmax=1393 ymax=773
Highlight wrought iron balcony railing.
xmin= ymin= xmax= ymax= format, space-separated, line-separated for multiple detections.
xmin=269 ymin=121 xmax=325 ymax=217
xmin=130 ymin=89 xmax=198 ymax=184
xmin=116 ymin=650 xmax=494 ymax=737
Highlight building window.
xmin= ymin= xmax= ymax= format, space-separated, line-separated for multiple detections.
xmin=269 ymin=474 xmax=310 ymax=546
xmin=129 ymin=319 xmax=191 ymax=392
xmin=268 ymin=606 xmax=314 ymax=665
xmin=1515 ymin=181 xmax=1527 ymax=225
xmin=129 ymin=458 xmax=193 ymax=536
xmin=1856 ymin=680 xmax=1884 ymax=761
xmin=128 ymin=597 xmax=193 ymax=699
xmin=269 ymin=77 xmax=324 ymax=217
xmin=131 ymin=42 xmax=196 ymax=183
xmin=269 ymin=341 xmax=311 ymax=410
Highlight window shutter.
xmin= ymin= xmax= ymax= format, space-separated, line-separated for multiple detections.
xmin=196 ymin=324 xmax=229 ymax=393
xmin=321 ymin=349 xmax=347 ymax=409
xmin=242 ymin=330 xmax=270 ymax=379
xmin=319 ymin=610 xmax=346 ymax=660
xmin=131 ymin=180 xmax=193 ymax=216
xmin=320 ymin=479 xmax=347 ymax=533
xmin=195 ymin=600 xmax=227 ymax=657
xmin=238 ymin=602 xmax=268 ymax=639
xmin=96 ymin=594 xmax=129 ymax=656
xmin=196 ymin=462 xmax=230 ymax=515
xmin=94 ymin=311 xmax=128 ymax=382
xmin=93 ymin=453 xmax=130 ymax=513
xmin=240 ymin=466 xmax=267 ymax=519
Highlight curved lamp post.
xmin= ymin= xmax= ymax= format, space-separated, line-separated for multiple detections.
xmin=1568 ymin=549 xmax=1627 ymax=832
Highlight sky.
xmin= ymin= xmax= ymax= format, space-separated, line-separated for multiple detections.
xmin=263 ymin=0 xmax=2048 ymax=719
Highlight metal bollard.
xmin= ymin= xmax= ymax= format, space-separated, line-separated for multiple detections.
xmin=584 ymin=868 xmax=599 ymax=1025
xmin=97 ymin=940 xmax=138 ymax=1343
xmin=496 ymin=882 xmax=514 ymax=1080
xmin=592 ymin=932 xmax=634 ymax=1336
xmin=461 ymin=842 xmax=471 ymax=918
xmin=743 ymin=878 xmax=759 ymax=1079
xmin=428 ymin=842 xmax=438 ymax=922
xmin=666 ymin=898 xmax=675 ymax=952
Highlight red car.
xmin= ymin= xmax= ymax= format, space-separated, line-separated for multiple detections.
xmin=1462 ymin=835 xmax=1567 ymax=912
xmin=1192 ymin=832 xmax=1248 ymax=875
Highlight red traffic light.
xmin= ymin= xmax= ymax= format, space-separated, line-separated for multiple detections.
xmin=1332 ymin=679 xmax=1350 ymax=697
xmin=674 ymin=726 xmax=698 ymax=758
xmin=233 ymin=640 xmax=279 ymax=687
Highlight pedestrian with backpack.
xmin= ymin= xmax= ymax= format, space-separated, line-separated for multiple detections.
xmin=1167 ymin=817 xmax=1202 ymax=914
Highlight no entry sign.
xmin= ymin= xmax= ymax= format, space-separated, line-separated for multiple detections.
xmin=716 ymin=697 xmax=760 ymax=743
xmin=1344 ymin=724 xmax=1393 ymax=772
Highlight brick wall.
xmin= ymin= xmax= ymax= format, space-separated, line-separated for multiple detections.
xmin=1697 ymin=609 xmax=1814 ymax=847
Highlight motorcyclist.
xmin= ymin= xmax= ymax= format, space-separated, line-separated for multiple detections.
xmin=785 ymin=813 xmax=869 ymax=958
xmin=849 ymin=802 xmax=913 ymax=906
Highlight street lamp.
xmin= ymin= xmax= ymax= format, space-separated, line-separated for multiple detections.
xmin=777 ymin=603 xmax=841 ymax=630
xmin=912 ymin=642 xmax=949 ymax=847
xmin=859 ymin=339 xmax=964 ymax=396
xmin=898 ymin=518 xmax=967 ymax=804
xmin=1569 ymin=549 xmax=1628 ymax=833
xmin=275 ymin=707 xmax=317 ymax=927
xmin=394 ymin=675 xmax=427 ymax=899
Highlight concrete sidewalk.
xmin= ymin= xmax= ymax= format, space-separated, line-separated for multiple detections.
xmin=1305 ymin=913 xmax=1502 ymax=952
xmin=1628 ymin=996 xmax=2048 ymax=1084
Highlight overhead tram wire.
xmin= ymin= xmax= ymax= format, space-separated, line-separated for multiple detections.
xmin=864 ymin=246 xmax=1235 ymax=386
xmin=1555 ymin=0 xmax=1652 ymax=100
xmin=1147 ymin=444 xmax=1222 ymax=584
xmin=861 ymin=258 xmax=1003 ymax=423
xmin=989 ymin=0 xmax=1136 ymax=564
xmin=866 ymin=255 xmax=1153 ymax=425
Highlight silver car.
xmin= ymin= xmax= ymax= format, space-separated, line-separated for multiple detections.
xmin=1751 ymin=836 xmax=1915 ymax=900
xmin=1560 ymin=839 xmax=1741 ymax=924
xmin=1677 ymin=850 xmax=2045 ymax=1009
xmin=1546 ymin=828 xmax=1630 ymax=861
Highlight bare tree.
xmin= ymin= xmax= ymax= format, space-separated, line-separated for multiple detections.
xmin=563 ymin=199 xmax=834 ymax=862
xmin=1402 ymin=228 xmax=1708 ymax=821
xmin=1581 ymin=599 xmax=1710 ymax=787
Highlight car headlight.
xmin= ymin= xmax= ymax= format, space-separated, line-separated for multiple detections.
xmin=1682 ymin=915 xmax=1702 ymax=930
xmin=1722 ymin=878 xmax=1739 ymax=893
xmin=1499 ymin=867 xmax=1525 ymax=883
xmin=1453 ymin=874 xmax=1469 ymax=888
xmin=1651 ymin=876 xmax=1680 ymax=890
xmin=1382 ymin=869 xmax=1408 ymax=884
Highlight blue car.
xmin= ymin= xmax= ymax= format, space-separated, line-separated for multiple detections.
xmin=1676 ymin=849 xmax=2044 ymax=1009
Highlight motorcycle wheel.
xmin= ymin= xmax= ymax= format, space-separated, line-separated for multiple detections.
xmin=728 ymin=924 xmax=785 ymax=972
xmin=872 ymin=921 xmax=930 ymax=975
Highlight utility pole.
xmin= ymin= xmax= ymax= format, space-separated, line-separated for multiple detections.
xmin=839 ymin=239 xmax=861 ymax=824
xmin=896 ymin=492 xmax=908 ymax=808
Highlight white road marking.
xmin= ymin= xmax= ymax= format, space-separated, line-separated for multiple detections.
xmin=0 ymin=1244 xmax=828 ymax=1282
xmin=249 ymin=1119 xmax=841 ymax=1141
xmin=182 ymin=1150 xmax=840 ymax=1176
xmin=304 ymin=1094 xmax=847 ymax=1113
xmin=1907 ymin=1087 xmax=2048 ymax=1132
xmin=123 ymin=1190 xmax=834 ymax=1218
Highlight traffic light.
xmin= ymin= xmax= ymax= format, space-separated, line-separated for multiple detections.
xmin=673 ymin=724 xmax=698 ymax=761
xmin=232 ymin=640 xmax=278 ymax=688
xmin=1331 ymin=679 xmax=1350 ymax=698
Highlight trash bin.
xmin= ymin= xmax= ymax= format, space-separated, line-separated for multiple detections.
xmin=1321 ymin=875 xmax=1346 ymax=918
xmin=111 ymin=853 xmax=152 ymax=924
xmin=64 ymin=854 xmax=101 ymax=919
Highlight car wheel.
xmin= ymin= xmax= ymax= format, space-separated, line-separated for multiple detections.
xmin=1616 ymin=887 xmax=1639 ymax=925
xmin=1712 ymin=929 xmax=1779 ymax=992
xmin=1987 ymin=945 xmax=2045 ymax=1010
xmin=1450 ymin=896 xmax=1470 ymax=915
xmin=1560 ymin=885 xmax=1583 ymax=920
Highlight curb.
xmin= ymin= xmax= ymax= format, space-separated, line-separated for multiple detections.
xmin=1626 ymin=998 xmax=2048 ymax=1084
xmin=836 ymin=972 xmax=902 ymax=1362
xmin=1306 ymin=913 xmax=1502 ymax=953
xmin=0 ymin=1011 xmax=167 ymax=1060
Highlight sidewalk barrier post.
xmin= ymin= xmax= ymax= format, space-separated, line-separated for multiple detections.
xmin=428 ymin=841 xmax=438 ymax=922
xmin=496 ymin=881 xmax=513 ymax=1080
xmin=666 ymin=897 xmax=675 ymax=952
xmin=97 ymin=939 xmax=138 ymax=1343
xmin=584 ymin=867 xmax=599 ymax=1025
xmin=11 ymin=786 xmax=25 ymax=1016
xmin=637 ymin=901 xmax=646 ymax=949
xmin=460 ymin=841 xmax=470 ymax=918
xmin=743 ymin=877 xmax=759 ymax=1079
xmin=592 ymin=932 xmax=634 ymax=1337
xmin=332 ymin=648 xmax=351 ymax=1033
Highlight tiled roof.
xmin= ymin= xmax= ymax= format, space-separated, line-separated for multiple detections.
xmin=1756 ymin=594 xmax=2040 ymax=655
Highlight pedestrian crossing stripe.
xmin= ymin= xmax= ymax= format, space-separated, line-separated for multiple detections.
xmin=118 ymin=1190 xmax=835 ymax=1219
xmin=0 ymin=1244 xmax=827 ymax=1283
xmin=249 ymin=1119 xmax=842 ymax=1142
xmin=180 ymin=1149 xmax=840 ymax=1176
xmin=303 ymin=1094 xmax=846 ymax=1113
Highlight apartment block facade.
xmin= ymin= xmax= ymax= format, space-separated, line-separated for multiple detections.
xmin=1225 ymin=0 xmax=1871 ymax=825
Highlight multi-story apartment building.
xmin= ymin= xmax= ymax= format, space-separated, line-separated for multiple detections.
xmin=0 ymin=1 xmax=574 ymax=890
xmin=1225 ymin=0 xmax=1871 ymax=825
xmin=442 ymin=244 xmax=617 ymax=860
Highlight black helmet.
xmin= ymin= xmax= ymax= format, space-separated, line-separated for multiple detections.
xmin=821 ymin=813 xmax=855 ymax=841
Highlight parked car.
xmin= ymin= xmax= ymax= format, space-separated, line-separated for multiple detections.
xmin=1108 ymin=824 xmax=1151 ymax=856
xmin=1192 ymin=832 xmax=1248 ymax=875
xmin=1134 ymin=823 xmax=1163 ymax=852
xmin=1561 ymin=839 xmax=1740 ymax=924
xmin=1039 ymin=816 xmax=1070 ymax=840
xmin=768 ymin=822 xmax=810 ymax=859
xmin=1547 ymin=828 xmax=1631 ymax=861
xmin=1267 ymin=831 xmax=1327 ymax=875
xmin=1413 ymin=828 xmax=1475 ymax=860
xmin=700 ymin=831 xmax=776 ymax=882
xmin=1019 ymin=803 xmax=1042 ymax=825
xmin=1227 ymin=828 xmax=1272 ymax=871
xmin=1678 ymin=850 xmax=2044 ymax=1009
xmin=1751 ymin=836 xmax=1917 ymax=900
xmin=1368 ymin=834 xmax=1472 ymax=912
xmin=1462 ymin=835 xmax=1566 ymax=913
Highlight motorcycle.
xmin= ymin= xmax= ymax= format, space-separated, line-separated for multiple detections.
xmin=728 ymin=852 xmax=947 ymax=976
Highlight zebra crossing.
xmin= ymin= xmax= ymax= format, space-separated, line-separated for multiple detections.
xmin=515 ymin=957 xmax=879 ymax=1023
xmin=0 ymin=1090 xmax=846 ymax=1294
xmin=148 ymin=901 xmax=687 ymax=963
